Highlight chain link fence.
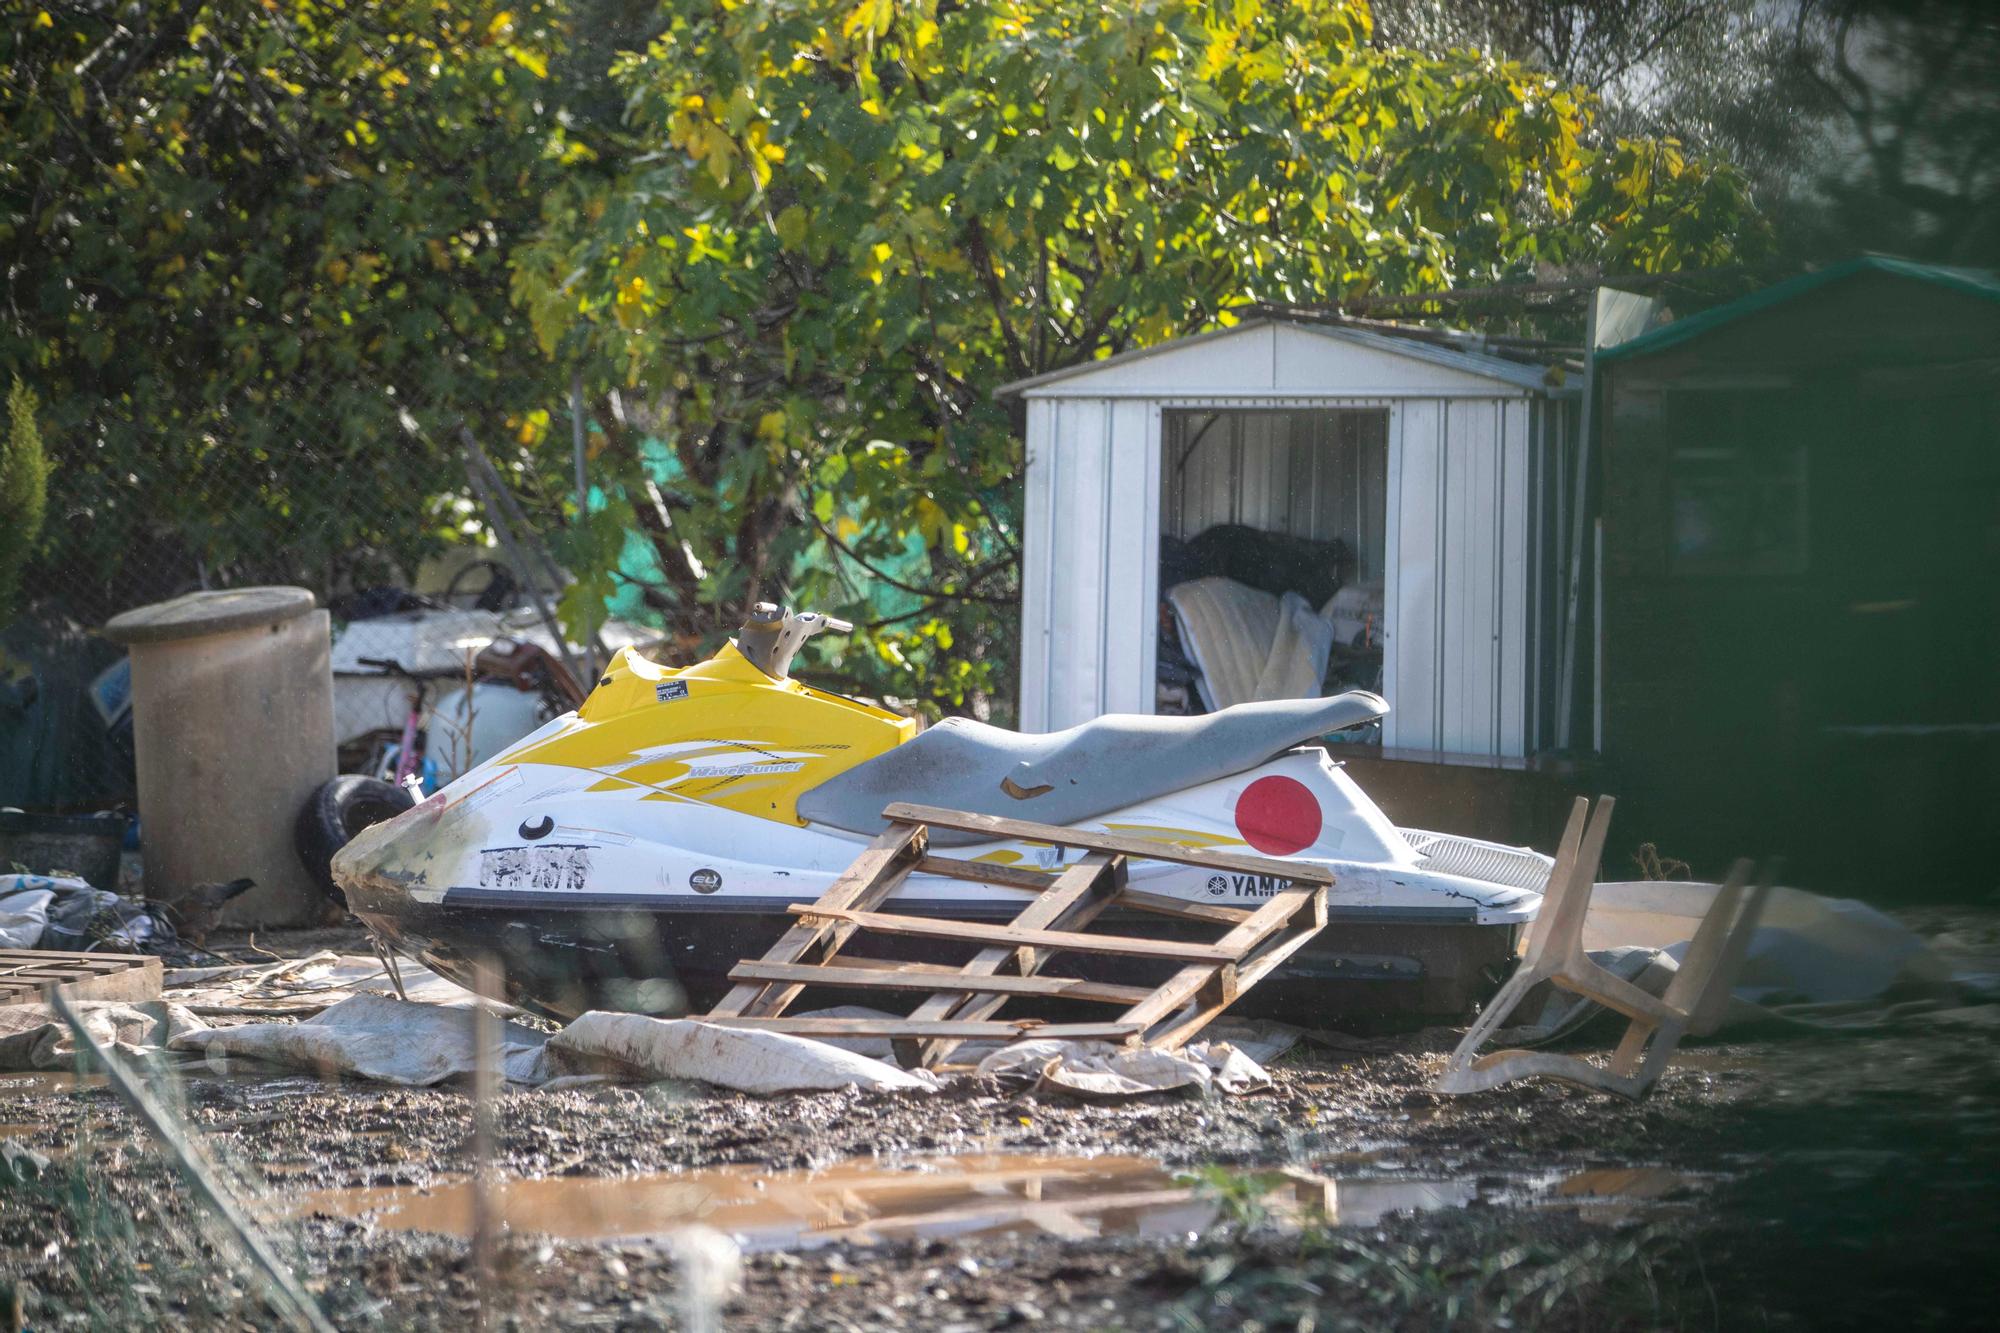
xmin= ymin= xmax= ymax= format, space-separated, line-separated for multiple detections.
xmin=1 ymin=372 xmax=624 ymax=815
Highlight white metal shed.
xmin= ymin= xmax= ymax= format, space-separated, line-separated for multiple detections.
xmin=1003 ymin=317 xmax=1577 ymax=759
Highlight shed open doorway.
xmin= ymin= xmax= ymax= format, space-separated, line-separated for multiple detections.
xmin=1156 ymin=406 xmax=1388 ymax=727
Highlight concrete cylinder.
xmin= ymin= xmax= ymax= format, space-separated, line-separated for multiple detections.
xmin=105 ymin=587 xmax=336 ymax=927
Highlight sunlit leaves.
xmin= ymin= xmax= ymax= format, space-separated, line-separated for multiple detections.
xmin=3 ymin=0 xmax=1764 ymax=713
xmin=2 ymin=0 xmax=571 ymax=597
xmin=512 ymin=2 xmax=1758 ymax=709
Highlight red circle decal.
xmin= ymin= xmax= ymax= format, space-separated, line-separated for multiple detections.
xmin=1234 ymin=776 xmax=1322 ymax=856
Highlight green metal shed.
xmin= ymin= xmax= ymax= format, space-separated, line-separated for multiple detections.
xmin=1592 ymin=257 xmax=2000 ymax=896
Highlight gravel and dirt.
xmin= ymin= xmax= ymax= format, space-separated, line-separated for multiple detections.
xmin=2 ymin=911 xmax=1995 ymax=1330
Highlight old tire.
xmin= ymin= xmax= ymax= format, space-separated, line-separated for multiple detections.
xmin=295 ymin=775 xmax=414 ymax=905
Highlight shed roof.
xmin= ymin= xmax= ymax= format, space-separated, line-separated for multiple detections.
xmin=995 ymin=316 xmax=1570 ymax=398
xmin=1596 ymin=255 xmax=2000 ymax=363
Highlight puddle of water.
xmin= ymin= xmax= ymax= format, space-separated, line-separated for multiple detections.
xmin=285 ymin=1153 xmax=1209 ymax=1250
xmin=1547 ymin=1166 xmax=1706 ymax=1223
xmin=1671 ymin=1050 xmax=1760 ymax=1073
xmin=1555 ymin=1167 xmax=1693 ymax=1201
xmin=0 ymin=1071 xmax=109 ymax=1094
xmin=284 ymin=1152 xmax=1527 ymax=1251
xmin=1308 ymin=1176 xmax=1480 ymax=1226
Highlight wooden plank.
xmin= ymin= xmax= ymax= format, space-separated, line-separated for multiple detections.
xmin=705 ymin=822 xmax=926 ymax=1019
xmin=916 ymin=855 xmax=1057 ymax=892
xmin=0 ymin=949 xmax=148 ymax=962
xmin=789 ymin=905 xmax=1241 ymax=964
xmin=914 ymin=857 xmax=1255 ymax=925
xmin=0 ymin=951 xmax=162 ymax=1007
xmin=822 ymin=956 xmax=972 ymax=975
xmin=727 ymin=961 xmax=1153 ymax=1006
xmin=0 ymin=956 xmax=133 ymax=976
xmin=0 ymin=952 xmax=146 ymax=973
xmin=822 ymin=1188 xmax=1196 ymax=1242
xmin=885 ymin=802 xmax=1334 ymax=885
xmin=1116 ymin=888 xmax=1325 ymax=1034
xmin=1138 ymin=971 xmax=1233 ymax=1056
xmin=700 ymin=1016 xmax=1144 ymax=1040
xmin=1114 ymin=890 xmax=1255 ymax=925
xmin=896 ymin=852 xmax=1124 ymax=1068
xmin=1143 ymin=891 xmax=1330 ymax=1051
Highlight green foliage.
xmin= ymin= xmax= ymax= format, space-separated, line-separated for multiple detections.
xmin=512 ymin=0 xmax=1768 ymax=714
xmin=1178 ymin=1164 xmax=1289 ymax=1231
xmin=1788 ymin=0 xmax=2000 ymax=266
xmin=0 ymin=1 xmax=577 ymax=614
xmin=1172 ymin=1217 xmax=1702 ymax=1330
xmin=3 ymin=0 xmax=1770 ymax=712
xmin=1 ymin=376 xmax=52 ymax=625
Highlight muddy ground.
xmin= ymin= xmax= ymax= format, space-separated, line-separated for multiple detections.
xmin=2 ymin=911 xmax=1996 ymax=1330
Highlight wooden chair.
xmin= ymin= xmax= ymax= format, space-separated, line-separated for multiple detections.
xmin=1434 ymin=795 xmax=1772 ymax=1101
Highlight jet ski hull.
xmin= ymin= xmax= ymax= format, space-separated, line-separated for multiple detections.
xmin=336 ymin=743 xmax=1546 ymax=1030
xmin=350 ymin=890 xmax=1522 ymax=1032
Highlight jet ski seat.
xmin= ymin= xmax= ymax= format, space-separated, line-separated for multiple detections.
xmin=797 ymin=690 xmax=1389 ymax=847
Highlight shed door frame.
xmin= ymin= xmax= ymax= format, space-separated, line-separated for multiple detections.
xmin=1138 ymin=395 xmax=1407 ymax=718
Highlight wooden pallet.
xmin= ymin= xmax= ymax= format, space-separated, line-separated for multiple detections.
xmin=0 ymin=949 xmax=163 ymax=1007
xmin=703 ymin=802 xmax=1331 ymax=1068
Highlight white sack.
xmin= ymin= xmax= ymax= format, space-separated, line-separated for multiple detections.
xmin=0 ymin=888 xmax=54 ymax=949
xmin=976 ymin=1039 xmax=1272 ymax=1099
xmin=1583 ymin=882 xmax=1951 ymax=1005
xmin=543 ymin=1013 xmax=938 ymax=1094
xmin=0 ymin=1000 xmax=209 ymax=1071
xmin=0 ymin=873 xmax=100 ymax=950
xmin=170 ymin=993 xmax=548 ymax=1086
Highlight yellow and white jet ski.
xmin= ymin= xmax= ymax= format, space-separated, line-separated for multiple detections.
xmin=335 ymin=605 xmax=1550 ymax=1025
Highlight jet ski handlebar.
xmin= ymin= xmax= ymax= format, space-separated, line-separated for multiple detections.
xmin=736 ymin=602 xmax=852 ymax=680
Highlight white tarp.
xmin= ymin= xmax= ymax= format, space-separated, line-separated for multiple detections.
xmin=0 ymin=886 xmax=55 ymax=949
xmin=166 ymin=997 xmax=940 ymax=1094
xmin=1483 ymin=884 xmax=1966 ymax=1046
xmin=0 ymin=872 xmax=160 ymax=951
xmin=976 ymin=1039 xmax=1273 ymax=1099
xmin=1583 ymin=882 xmax=1953 ymax=1005
xmin=543 ymin=1013 xmax=939 ymax=1094
xmin=0 ymin=1000 xmax=210 ymax=1071
xmin=172 ymin=993 xmax=549 ymax=1086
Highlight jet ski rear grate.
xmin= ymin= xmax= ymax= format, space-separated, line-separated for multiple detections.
xmin=1402 ymin=831 xmax=1553 ymax=891
xmin=699 ymin=801 xmax=1333 ymax=1069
